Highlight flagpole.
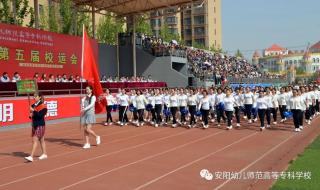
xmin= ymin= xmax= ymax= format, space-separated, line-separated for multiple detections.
xmin=80 ymin=24 xmax=85 ymax=129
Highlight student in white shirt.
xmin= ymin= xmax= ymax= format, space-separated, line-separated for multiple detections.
xmin=289 ymin=89 xmax=303 ymax=132
xmin=162 ymin=89 xmax=171 ymax=124
xmin=187 ymin=88 xmax=198 ymax=128
xmin=135 ymin=90 xmax=148 ymax=126
xmin=304 ymin=87 xmax=312 ymax=124
xmin=199 ymin=90 xmax=210 ymax=129
xmin=178 ymin=89 xmax=188 ymax=125
xmin=170 ymin=89 xmax=179 ymax=127
xmin=233 ymin=88 xmax=242 ymax=127
xmin=224 ymin=89 xmax=235 ymax=130
xmin=243 ymin=87 xmax=254 ymax=123
xmin=315 ymin=86 xmax=320 ymax=115
xmin=208 ymin=88 xmax=216 ymax=123
xmin=264 ymin=88 xmax=273 ymax=127
xmin=146 ymin=90 xmax=156 ymax=124
xmin=298 ymin=87 xmax=307 ymax=128
xmin=215 ymin=88 xmax=226 ymax=126
xmin=256 ymin=91 xmax=268 ymax=130
xmin=104 ymin=89 xmax=116 ymax=126
xmin=118 ymin=89 xmax=130 ymax=126
xmin=278 ymin=87 xmax=288 ymax=122
xmin=271 ymin=88 xmax=279 ymax=125
xmin=154 ymin=89 xmax=163 ymax=127
xmin=129 ymin=89 xmax=138 ymax=123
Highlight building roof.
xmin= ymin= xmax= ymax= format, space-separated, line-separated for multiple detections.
xmin=310 ymin=41 xmax=320 ymax=51
xmin=73 ymin=0 xmax=198 ymax=16
xmin=265 ymin=44 xmax=286 ymax=52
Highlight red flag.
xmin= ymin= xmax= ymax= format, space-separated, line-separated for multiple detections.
xmin=82 ymin=27 xmax=106 ymax=113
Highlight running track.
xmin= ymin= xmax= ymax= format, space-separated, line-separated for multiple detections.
xmin=0 ymin=117 xmax=319 ymax=190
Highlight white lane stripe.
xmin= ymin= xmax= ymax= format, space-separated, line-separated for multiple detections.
xmin=59 ymin=130 xmax=226 ymax=189
xmin=0 ymin=129 xmax=192 ymax=188
xmin=133 ymin=132 xmax=258 ymax=190
xmin=214 ymin=133 xmax=296 ymax=190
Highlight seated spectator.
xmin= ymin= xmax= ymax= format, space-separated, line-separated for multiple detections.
xmin=61 ymin=74 xmax=68 ymax=82
xmin=1 ymin=72 xmax=10 ymax=82
xmin=75 ymin=75 xmax=81 ymax=82
xmin=48 ymin=74 xmax=55 ymax=82
xmin=101 ymin=75 xmax=107 ymax=82
xmin=12 ymin=72 xmax=21 ymax=82
xmin=33 ymin=73 xmax=41 ymax=82
xmin=56 ymin=74 xmax=62 ymax=82
xmin=40 ymin=73 xmax=48 ymax=82
xmin=69 ymin=75 xmax=75 ymax=82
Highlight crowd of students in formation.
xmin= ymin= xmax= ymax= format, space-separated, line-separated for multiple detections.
xmin=102 ymin=85 xmax=320 ymax=132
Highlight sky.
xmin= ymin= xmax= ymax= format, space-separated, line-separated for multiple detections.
xmin=222 ymin=0 xmax=320 ymax=58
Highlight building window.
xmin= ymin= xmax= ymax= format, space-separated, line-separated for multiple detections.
xmin=169 ymin=28 xmax=178 ymax=34
xmin=214 ymin=29 xmax=216 ymax=35
xmin=294 ymin=60 xmax=297 ymax=64
xmin=166 ymin=17 xmax=177 ymax=24
xmin=214 ymin=18 xmax=216 ymax=24
xmin=194 ymin=27 xmax=205 ymax=35
xmin=214 ymin=7 xmax=216 ymax=13
xmin=184 ymin=29 xmax=192 ymax=35
xmin=285 ymin=60 xmax=288 ymax=64
xmin=193 ymin=16 xmax=204 ymax=25
xmin=313 ymin=58 xmax=316 ymax=62
xmin=195 ymin=38 xmax=205 ymax=45
xmin=317 ymin=58 xmax=320 ymax=63
xmin=184 ymin=18 xmax=191 ymax=25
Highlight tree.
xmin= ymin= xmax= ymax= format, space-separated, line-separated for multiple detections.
xmin=235 ymin=49 xmax=243 ymax=58
xmin=135 ymin=15 xmax=152 ymax=35
xmin=59 ymin=0 xmax=73 ymax=34
xmin=192 ymin=41 xmax=206 ymax=50
xmin=0 ymin=0 xmax=34 ymax=27
xmin=96 ymin=14 xmax=124 ymax=44
xmin=160 ymin=23 xmax=180 ymax=43
xmin=48 ymin=3 xmax=59 ymax=32
xmin=75 ymin=11 xmax=92 ymax=37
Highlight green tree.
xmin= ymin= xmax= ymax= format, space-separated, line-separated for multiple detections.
xmin=135 ymin=15 xmax=152 ymax=35
xmin=0 ymin=0 xmax=34 ymax=27
xmin=75 ymin=10 xmax=92 ymax=37
xmin=48 ymin=3 xmax=59 ymax=32
xmin=97 ymin=15 xmax=124 ymax=44
xmin=59 ymin=0 xmax=73 ymax=34
xmin=160 ymin=23 xmax=180 ymax=43
xmin=235 ymin=49 xmax=243 ymax=58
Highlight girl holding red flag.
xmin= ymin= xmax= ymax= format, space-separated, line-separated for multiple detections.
xmin=81 ymin=86 xmax=101 ymax=149
xmin=25 ymin=93 xmax=48 ymax=162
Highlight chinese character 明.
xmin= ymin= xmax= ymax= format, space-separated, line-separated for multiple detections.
xmin=45 ymin=52 xmax=54 ymax=63
xmin=58 ymin=53 xmax=66 ymax=64
xmin=70 ymin=54 xmax=77 ymax=64
xmin=31 ymin=50 xmax=40 ymax=62
xmin=45 ymin=101 xmax=58 ymax=117
xmin=15 ymin=49 xmax=25 ymax=61
xmin=0 ymin=46 xmax=9 ymax=60
xmin=0 ymin=103 xmax=14 ymax=122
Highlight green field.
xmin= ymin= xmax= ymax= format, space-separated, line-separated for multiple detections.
xmin=271 ymin=136 xmax=320 ymax=190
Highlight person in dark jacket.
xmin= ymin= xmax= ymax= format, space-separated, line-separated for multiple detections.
xmin=25 ymin=93 xmax=48 ymax=162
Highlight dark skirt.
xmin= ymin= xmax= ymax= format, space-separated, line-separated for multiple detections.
xmin=32 ymin=125 xmax=46 ymax=138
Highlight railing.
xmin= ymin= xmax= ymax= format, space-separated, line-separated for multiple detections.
xmin=227 ymin=77 xmax=288 ymax=84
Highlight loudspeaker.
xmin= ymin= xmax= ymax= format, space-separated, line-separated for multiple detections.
xmin=188 ymin=77 xmax=194 ymax=87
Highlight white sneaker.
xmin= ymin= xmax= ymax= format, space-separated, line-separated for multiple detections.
xmin=217 ymin=124 xmax=221 ymax=127
xmin=155 ymin=124 xmax=159 ymax=127
xmin=104 ymin=122 xmax=108 ymax=126
xmin=188 ymin=125 xmax=192 ymax=128
xmin=24 ymin=156 xmax=33 ymax=162
xmin=260 ymin=127 xmax=265 ymax=131
xmin=280 ymin=119 xmax=284 ymax=123
xmin=141 ymin=123 xmax=144 ymax=126
xmin=120 ymin=122 xmax=124 ymax=126
xmin=236 ymin=123 xmax=241 ymax=127
xmin=183 ymin=122 xmax=187 ymax=125
xmin=172 ymin=124 xmax=177 ymax=128
xmin=273 ymin=122 xmax=277 ymax=125
xmin=136 ymin=123 xmax=140 ymax=127
xmin=39 ymin=154 xmax=48 ymax=160
xmin=203 ymin=125 xmax=209 ymax=129
xmin=266 ymin=125 xmax=271 ymax=128
xmin=96 ymin=136 xmax=101 ymax=145
xmin=299 ymin=126 xmax=304 ymax=130
xmin=109 ymin=122 xmax=113 ymax=125
xmin=83 ymin=143 xmax=91 ymax=149
xmin=254 ymin=118 xmax=258 ymax=122
xmin=243 ymin=116 xmax=247 ymax=119
xmin=249 ymin=120 xmax=252 ymax=123
xmin=117 ymin=121 xmax=121 ymax=124
xmin=284 ymin=117 xmax=287 ymax=121
xmin=307 ymin=120 xmax=311 ymax=125
xmin=211 ymin=119 xmax=215 ymax=123
xmin=294 ymin=128 xmax=301 ymax=132
xmin=227 ymin=126 xmax=232 ymax=130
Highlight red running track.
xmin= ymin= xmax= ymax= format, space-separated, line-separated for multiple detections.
xmin=0 ymin=116 xmax=319 ymax=190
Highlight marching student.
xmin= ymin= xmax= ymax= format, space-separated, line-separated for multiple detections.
xmin=115 ymin=88 xmax=122 ymax=124
xmin=104 ymin=89 xmax=116 ymax=126
xmin=187 ymin=88 xmax=198 ymax=128
xmin=271 ymin=88 xmax=279 ymax=125
xmin=215 ymin=88 xmax=226 ymax=127
xmin=118 ymin=89 xmax=130 ymax=126
xmin=208 ymin=88 xmax=216 ymax=123
xmin=135 ymin=90 xmax=148 ymax=126
xmin=289 ymin=89 xmax=303 ymax=132
xmin=233 ymin=88 xmax=242 ymax=127
xmin=298 ymin=87 xmax=307 ymax=129
xmin=223 ymin=89 xmax=235 ymax=130
xmin=304 ymin=86 xmax=312 ymax=125
xmin=199 ymin=90 xmax=210 ymax=129
xmin=243 ymin=87 xmax=254 ymax=123
xmin=162 ymin=89 xmax=171 ymax=125
xmin=178 ymin=88 xmax=188 ymax=125
xmin=314 ymin=86 xmax=320 ymax=115
xmin=278 ymin=87 xmax=288 ymax=122
xmin=146 ymin=90 xmax=156 ymax=124
xmin=256 ymin=90 xmax=268 ymax=131
xmin=25 ymin=92 xmax=48 ymax=162
xmin=80 ymin=86 xmax=101 ymax=149
xmin=154 ymin=89 xmax=163 ymax=127
xmin=252 ymin=88 xmax=259 ymax=122
xmin=129 ymin=89 xmax=138 ymax=123
xmin=170 ymin=89 xmax=179 ymax=127
xmin=265 ymin=88 xmax=272 ymax=128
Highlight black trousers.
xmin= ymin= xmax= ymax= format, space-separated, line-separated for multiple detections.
xmin=305 ymin=106 xmax=312 ymax=120
xmin=245 ymin=104 xmax=253 ymax=120
xmin=234 ymin=107 xmax=240 ymax=124
xmin=316 ymin=100 xmax=319 ymax=112
xmin=180 ymin=106 xmax=186 ymax=122
xmin=201 ymin=109 xmax=209 ymax=125
xmin=106 ymin=105 xmax=113 ymax=122
xmin=138 ymin=109 xmax=144 ymax=122
xmin=164 ymin=105 xmax=170 ymax=123
xmin=270 ymin=108 xmax=278 ymax=122
xmin=225 ymin=111 xmax=233 ymax=126
xmin=150 ymin=108 xmax=156 ymax=122
xmin=266 ymin=108 xmax=271 ymax=125
xmin=216 ymin=107 xmax=226 ymax=123
xmin=155 ymin=104 xmax=162 ymax=124
xmin=188 ymin=105 xmax=196 ymax=125
xmin=119 ymin=106 xmax=128 ymax=123
xmin=292 ymin=109 xmax=302 ymax=129
xmin=299 ymin=111 xmax=304 ymax=126
xmin=258 ymin=109 xmax=266 ymax=127
xmin=170 ymin=107 xmax=178 ymax=124
xmin=279 ymin=105 xmax=287 ymax=119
